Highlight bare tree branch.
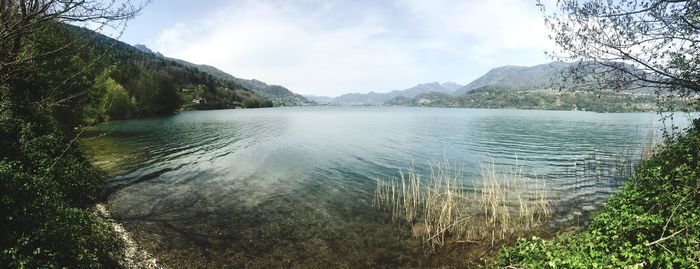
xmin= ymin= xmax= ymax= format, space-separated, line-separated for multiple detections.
xmin=539 ymin=0 xmax=700 ymax=106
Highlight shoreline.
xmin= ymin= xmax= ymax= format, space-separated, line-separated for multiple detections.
xmin=94 ymin=204 xmax=164 ymax=269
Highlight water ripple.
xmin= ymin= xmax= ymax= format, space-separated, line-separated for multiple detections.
xmin=78 ymin=107 xmax=695 ymax=268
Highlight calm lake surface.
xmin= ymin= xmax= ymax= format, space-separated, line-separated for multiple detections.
xmin=80 ymin=107 xmax=690 ymax=268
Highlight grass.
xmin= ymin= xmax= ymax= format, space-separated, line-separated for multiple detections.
xmin=373 ymin=159 xmax=552 ymax=252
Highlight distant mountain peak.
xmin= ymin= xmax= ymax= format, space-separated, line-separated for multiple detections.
xmin=132 ymin=44 xmax=164 ymax=57
xmin=440 ymin=81 xmax=464 ymax=92
xmin=494 ymin=65 xmax=526 ymax=69
xmin=419 ymin=81 xmax=441 ymax=86
xmin=452 ymin=61 xmax=576 ymax=95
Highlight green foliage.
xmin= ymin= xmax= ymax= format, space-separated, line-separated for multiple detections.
xmin=130 ymin=70 xmax=180 ymax=115
xmin=242 ymin=97 xmax=263 ymax=108
xmin=83 ymin=73 xmax=134 ymax=122
xmin=103 ymin=79 xmax=134 ymax=121
xmin=497 ymin=121 xmax=700 ymax=268
xmin=0 ymin=109 xmax=123 ymax=268
xmin=261 ymin=99 xmax=274 ymax=108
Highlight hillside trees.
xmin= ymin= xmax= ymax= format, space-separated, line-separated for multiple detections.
xmin=1 ymin=0 xmax=144 ymax=127
xmin=0 ymin=0 xmax=142 ymax=75
xmin=131 ymin=69 xmax=180 ymax=115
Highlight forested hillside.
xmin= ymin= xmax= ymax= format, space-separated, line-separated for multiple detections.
xmin=168 ymin=59 xmax=315 ymax=106
xmin=77 ymin=26 xmax=273 ymax=125
xmin=25 ymin=24 xmax=273 ymax=128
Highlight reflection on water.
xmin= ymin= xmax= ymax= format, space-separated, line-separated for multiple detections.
xmin=80 ymin=107 xmax=688 ymax=268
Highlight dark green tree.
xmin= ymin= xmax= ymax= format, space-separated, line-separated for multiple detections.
xmin=132 ymin=70 xmax=181 ymax=115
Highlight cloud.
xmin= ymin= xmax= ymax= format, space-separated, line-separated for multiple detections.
xmin=398 ymin=0 xmax=553 ymax=60
xmin=153 ymin=0 xmax=553 ymax=96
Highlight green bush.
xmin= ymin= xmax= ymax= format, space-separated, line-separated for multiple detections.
xmin=497 ymin=121 xmax=700 ymax=268
xmin=103 ymin=79 xmax=133 ymax=121
xmin=0 ymin=109 xmax=123 ymax=268
xmin=83 ymin=73 xmax=134 ymax=122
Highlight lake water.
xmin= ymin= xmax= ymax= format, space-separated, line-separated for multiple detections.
xmin=80 ymin=107 xmax=689 ymax=268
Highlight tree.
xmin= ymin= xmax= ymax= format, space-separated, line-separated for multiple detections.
xmin=83 ymin=72 xmax=133 ymax=121
xmin=103 ymin=78 xmax=133 ymax=120
xmin=132 ymin=70 xmax=180 ymax=115
xmin=0 ymin=0 xmax=145 ymax=112
xmin=540 ymin=0 xmax=700 ymax=99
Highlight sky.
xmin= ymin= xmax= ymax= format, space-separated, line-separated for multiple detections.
xmin=115 ymin=0 xmax=555 ymax=97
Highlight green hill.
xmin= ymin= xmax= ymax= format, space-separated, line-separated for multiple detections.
xmin=56 ymin=25 xmax=274 ymax=126
xmin=167 ymin=58 xmax=315 ymax=106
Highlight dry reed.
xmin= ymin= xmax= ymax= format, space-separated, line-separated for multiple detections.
xmin=373 ymin=159 xmax=552 ymax=251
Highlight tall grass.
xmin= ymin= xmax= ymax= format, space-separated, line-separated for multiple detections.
xmin=373 ymin=159 xmax=552 ymax=251
xmin=477 ymin=160 xmax=551 ymax=245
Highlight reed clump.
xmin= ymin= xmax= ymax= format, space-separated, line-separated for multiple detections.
xmin=373 ymin=159 xmax=552 ymax=251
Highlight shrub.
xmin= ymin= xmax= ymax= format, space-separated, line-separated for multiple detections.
xmin=0 ymin=109 xmax=123 ymax=268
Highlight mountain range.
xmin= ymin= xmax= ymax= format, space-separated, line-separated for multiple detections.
xmin=308 ymin=81 xmax=464 ymax=105
xmin=128 ymin=43 xmax=664 ymax=111
xmin=309 ymin=61 xmax=662 ymax=107
xmin=298 ymin=61 xmax=676 ymax=112
xmin=306 ymin=62 xmax=575 ymax=105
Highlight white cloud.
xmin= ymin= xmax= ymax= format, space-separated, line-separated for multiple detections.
xmin=152 ymin=0 xmax=553 ymax=96
xmin=398 ymin=0 xmax=554 ymax=61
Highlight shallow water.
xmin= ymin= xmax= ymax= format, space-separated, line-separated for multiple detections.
xmin=80 ymin=107 xmax=691 ymax=267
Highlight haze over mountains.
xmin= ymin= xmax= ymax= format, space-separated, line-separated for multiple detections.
xmin=307 ymin=82 xmax=464 ymax=105
xmin=307 ymin=62 xmax=583 ymax=105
